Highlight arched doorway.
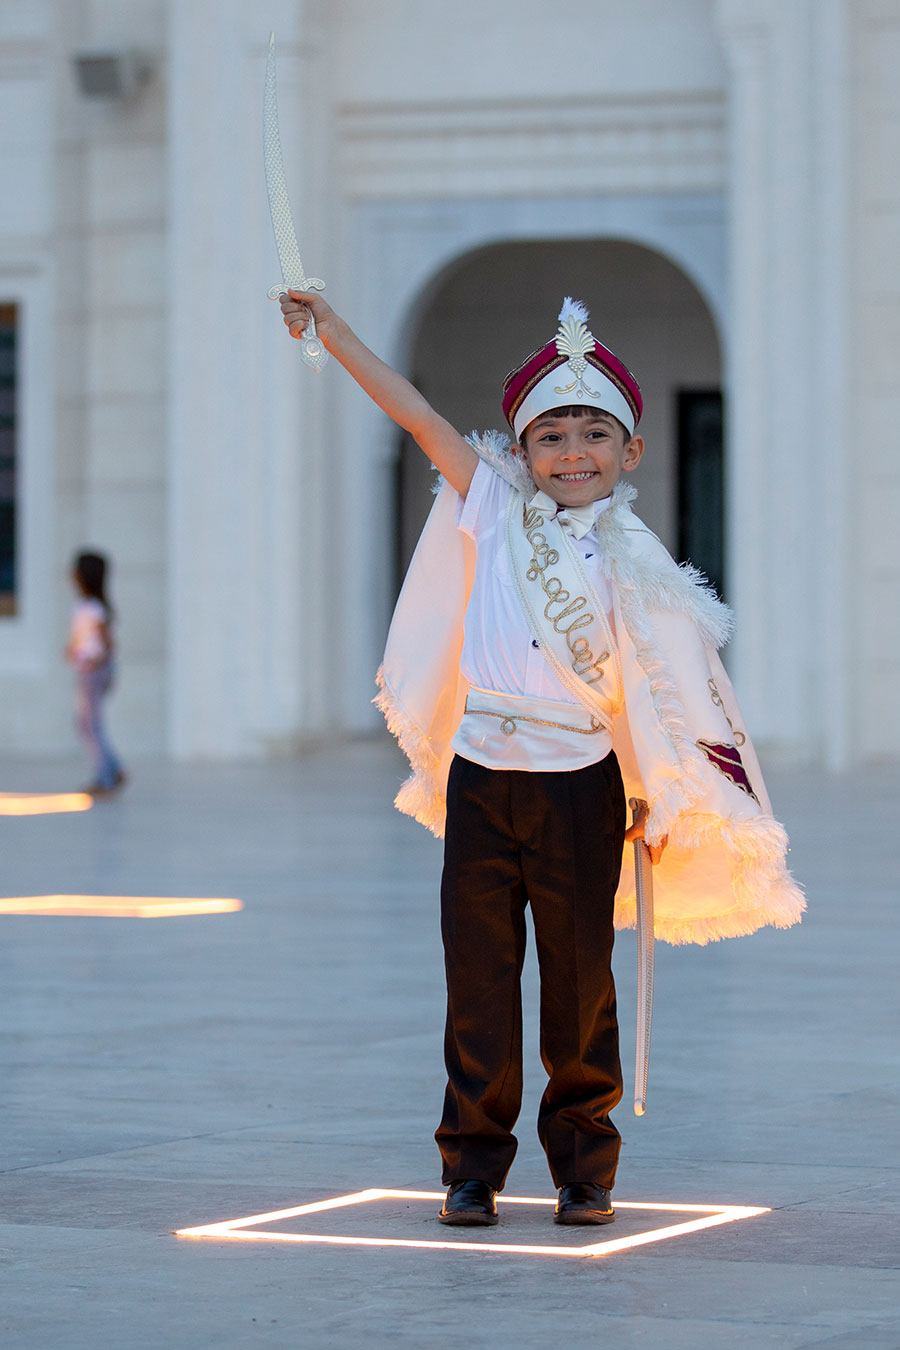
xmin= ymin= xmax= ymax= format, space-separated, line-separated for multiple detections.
xmin=396 ymin=239 xmax=723 ymax=593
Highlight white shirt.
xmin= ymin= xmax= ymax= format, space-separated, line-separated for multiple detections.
xmin=456 ymin=459 xmax=614 ymax=705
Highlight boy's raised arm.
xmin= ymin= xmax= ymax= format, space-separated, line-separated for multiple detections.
xmin=280 ymin=290 xmax=478 ymax=497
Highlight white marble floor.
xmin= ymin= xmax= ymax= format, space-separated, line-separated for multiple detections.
xmin=0 ymin=741 xmax=898 ymax=1348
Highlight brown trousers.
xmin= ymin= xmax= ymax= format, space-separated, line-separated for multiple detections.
xmin=436 ymin=751 xmax=625 ymax=1192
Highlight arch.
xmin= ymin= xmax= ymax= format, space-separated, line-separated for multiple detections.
xmin=351 ymin=192 xmax=728 ymax=382
xmin=392 ymin=226 xmax=726 ymax=380
xmin=395 ymin=238 xmax=724 ymax=592
xmin=340 ymin=193 xmax=726 ymax=730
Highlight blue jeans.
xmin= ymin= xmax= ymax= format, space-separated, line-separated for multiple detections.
xmin=75 ymin=662 xmax=122 ymax=789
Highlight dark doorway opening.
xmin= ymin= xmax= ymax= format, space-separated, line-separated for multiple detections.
xmin=677 ymin=389 xmax=725 ymax=601
xmin=0 ymin=302 xmax=17 ymax=617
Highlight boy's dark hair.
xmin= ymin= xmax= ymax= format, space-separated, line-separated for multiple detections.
xmin=73 ymin=551 xmax=110 ymax=608
xmin=519 ymin=404 xmax=631 ymax=448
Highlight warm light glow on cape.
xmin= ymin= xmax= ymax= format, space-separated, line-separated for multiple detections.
xmin=175 ymin=1188 xmax=770 ymax=1259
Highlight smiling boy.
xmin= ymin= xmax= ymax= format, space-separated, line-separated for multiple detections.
xmin=519 ymin=407 xmax=643 ymax=504
xmin=278 ymin=290 xmax=804 ymax=1228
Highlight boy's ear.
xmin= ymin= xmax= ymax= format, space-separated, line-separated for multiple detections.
xmin=622 ymin=435 xmax=644 ymax=471
xmin=511 ymin=441 xmax=527 ymax=459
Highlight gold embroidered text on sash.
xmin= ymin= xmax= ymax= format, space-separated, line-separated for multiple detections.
xmin=522 ymin=504 xmax=610 ymax=685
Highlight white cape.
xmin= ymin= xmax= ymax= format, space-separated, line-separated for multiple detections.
xmin=375 ymin=438 xmax=805 ymax=946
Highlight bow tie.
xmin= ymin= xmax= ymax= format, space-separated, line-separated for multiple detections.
xmin=529 ymin=490 xmax=607 ymax=540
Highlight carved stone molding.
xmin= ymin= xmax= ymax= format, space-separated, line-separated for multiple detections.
xmin=338 ymin=92 xmax=726 ymax=201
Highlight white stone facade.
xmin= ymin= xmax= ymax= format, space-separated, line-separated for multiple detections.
xmin=0 ymin=0 xmax=897 ymax=766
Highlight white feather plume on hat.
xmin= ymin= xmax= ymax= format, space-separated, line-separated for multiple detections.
xmin=556 ymin=296 xmax=594 ymax=373
xmin=557 ymin=296 xmax=590 ymax=325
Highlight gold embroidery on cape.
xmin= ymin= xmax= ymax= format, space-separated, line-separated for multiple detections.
xmin=522 ymin=504 xmax=609 ymax=685
xmin=708 ymin=678 xmax=746 ymax=746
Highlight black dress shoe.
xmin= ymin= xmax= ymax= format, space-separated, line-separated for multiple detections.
xmin=438 ymin=1180 xmax=499 ymax=1226
xmin=554 ymin=1183 xmax=615 ymax=1225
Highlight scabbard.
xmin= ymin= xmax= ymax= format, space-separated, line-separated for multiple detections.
xmin=633 ymin=835 xmax=655 ymax=1116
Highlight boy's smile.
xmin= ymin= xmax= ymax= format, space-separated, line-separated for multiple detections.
xmin=519 ymin=412 xmax=644 ymax=507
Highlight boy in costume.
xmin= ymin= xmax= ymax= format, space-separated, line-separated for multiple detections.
xmin=279 ymin=289 xmax=805 ymax=1228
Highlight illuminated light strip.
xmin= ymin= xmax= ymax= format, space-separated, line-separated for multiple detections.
xmin=175 ymin=1188 xmax=770 ymax=1259
xmin=0 ymin=793 xmax=93 ymax=816
xmin=0 ymin=896 xmax=244 ymax=918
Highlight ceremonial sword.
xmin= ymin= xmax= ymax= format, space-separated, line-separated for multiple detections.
xmin=263 ymin=32 xmax=328 ymax=371
xmin=629 ymin=797 xmax=655 ymax=1116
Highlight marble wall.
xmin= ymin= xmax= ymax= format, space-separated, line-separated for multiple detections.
xmin=0 ymin=0 xmax=897 ymax=768
xmin=0 ymin=0 xmax=167 ymax=756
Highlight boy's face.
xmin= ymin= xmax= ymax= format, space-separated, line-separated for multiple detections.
xmin=517 ymin=411 xmax=644 ymax=507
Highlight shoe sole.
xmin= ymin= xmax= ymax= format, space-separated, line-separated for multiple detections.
xmin=554 ymin=1209 xmax=615 ymax=1225
xmin=438 ymin=1211 xmax=499 ymax=1227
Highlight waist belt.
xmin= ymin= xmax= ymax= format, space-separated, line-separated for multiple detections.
xmin=452 ymin=687 xmax=614 ymax=772
xmin=466 ymin=689 xmax=605 ymax=736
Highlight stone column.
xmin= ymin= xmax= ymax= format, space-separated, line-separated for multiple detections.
xmin=808 ymin=0 xmax=851 ymax=770
xmin=166 ymin=0 xmax=335 ymax=756
xmin=715 ymin=0 xmax=851 ymax=765
xmin=848 ymin=0 xmax=900 ymax=762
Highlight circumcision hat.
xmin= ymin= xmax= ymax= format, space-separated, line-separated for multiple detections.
xmin=501 ymin=298 xmax=642 ymax=441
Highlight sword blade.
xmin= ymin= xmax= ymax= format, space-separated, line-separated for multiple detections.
xmin=263 ymin=32 xmax=327 ymax=370
xmin=633 ymin=835 xmax=655 ymax=1116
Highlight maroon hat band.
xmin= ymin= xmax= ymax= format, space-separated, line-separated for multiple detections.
xmin=501 ymin=299 xmax=642 ymax=438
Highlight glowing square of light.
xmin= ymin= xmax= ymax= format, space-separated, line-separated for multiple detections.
xmin=0 ymin=792 xmax=93 ymax=816
xmin=0 ymin=895 xmax=243 ymax=918
xmin=175 ymin=1189 xmax=770 ymax=1259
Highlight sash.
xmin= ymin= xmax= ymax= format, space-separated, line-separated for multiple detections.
xmin=505 ymin=491 xmax=623 ymax=728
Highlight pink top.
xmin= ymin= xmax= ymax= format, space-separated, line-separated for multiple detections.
xmin=69 ymin=597 xmax=108 ymax=667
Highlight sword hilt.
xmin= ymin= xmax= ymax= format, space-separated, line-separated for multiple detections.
xmin=269 ymin=283 xmax=329 ymax=371
xmin=628 ymin=796 xmax=649 ymax=835
xmin=266 ymin=277 xmax=326 ymax=301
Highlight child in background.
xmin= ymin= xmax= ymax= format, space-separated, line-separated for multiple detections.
xmin=66 ymin=551 xmax=125 ymax=797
